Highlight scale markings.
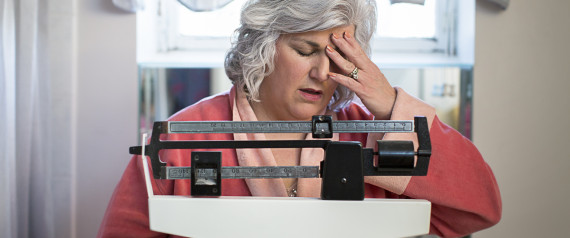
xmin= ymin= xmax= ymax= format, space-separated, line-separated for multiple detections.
xmin=165 ymin=166 xmax=320 ymax=180
xmin=169 ymin=120 xmax=412 ymax=134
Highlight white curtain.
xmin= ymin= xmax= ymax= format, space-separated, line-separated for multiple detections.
xmin=1 ymin=0 xmax=18 ymax=236
xmin=1 ymin=0 xmax=73 ymax=237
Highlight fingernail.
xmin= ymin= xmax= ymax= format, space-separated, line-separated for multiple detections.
xmin=344 ymin=32 xmax=352 ymax=39
xmin=332 ymin=33 xmax=339 ymax=39
xmin=326 ymin=45 xmax=334 ymax=52
xmin=327 ymin=72 xmax=337 ymax=78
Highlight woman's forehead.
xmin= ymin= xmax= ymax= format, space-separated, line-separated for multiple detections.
xmin=280 ymin=25 xmax=355 ymax=42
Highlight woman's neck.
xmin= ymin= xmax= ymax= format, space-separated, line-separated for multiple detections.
xmin=250 ymin=100 xmax=307 ymax=141
xmin=249 ymin=100 xmax=298 ymax=121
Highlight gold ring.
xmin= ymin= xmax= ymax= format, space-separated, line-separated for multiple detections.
xmin=348 ymin=67 xmax=359 ymax=80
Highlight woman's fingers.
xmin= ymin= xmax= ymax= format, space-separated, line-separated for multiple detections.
xmin=325 ymin=44 xmax=363 ymax=91
xmin=326 ymin=31 xmax=396 ymax=120
xmin=325 ymin=45 xmax=356 ymax=76
xmin=328 ymin=72 xmax=359 ymax=88
xmin=330 ymin=32 xmax=369 ymax=69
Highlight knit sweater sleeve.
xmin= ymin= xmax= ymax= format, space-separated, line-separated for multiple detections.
xmin=342 ymin=88 xmax=501 ymax=237
xmin=404 ymin=117 xmax=502 ymax=237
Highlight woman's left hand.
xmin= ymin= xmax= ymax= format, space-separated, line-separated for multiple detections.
xmin=326 ymin=31 xmax=396 ymax=120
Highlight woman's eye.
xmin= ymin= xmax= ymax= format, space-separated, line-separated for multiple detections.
xmin=296 ymin=50 xmax=314 ymax=57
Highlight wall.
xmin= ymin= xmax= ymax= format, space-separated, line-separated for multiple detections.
xmin=473 ymin=0 xmax=570 ymax=237
xmin=75 ymin=1 xmax=137 ymax=237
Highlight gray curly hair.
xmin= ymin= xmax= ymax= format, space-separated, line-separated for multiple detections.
xmin=224 ymin=0 xmax=377 ymax=110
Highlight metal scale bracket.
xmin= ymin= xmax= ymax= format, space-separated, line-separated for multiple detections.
xmin=129 ymin=116 xmax=431 ymax=200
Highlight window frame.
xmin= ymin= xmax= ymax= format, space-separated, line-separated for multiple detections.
xmin=371 ymin=0 xmax=455 ymax=54
xmin=160 ymin=0 xmax=455 ymax=54
xmin=139 ymin=0 xmax=472 ymax=68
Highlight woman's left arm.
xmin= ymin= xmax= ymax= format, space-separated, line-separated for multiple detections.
xmin=404 ymin=116 xmax=502 ymax=237
xmin=328 ymin=31 xmax=502 ymax=237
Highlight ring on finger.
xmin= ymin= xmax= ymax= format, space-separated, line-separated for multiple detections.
xmin=348 ymin=66 xmax=359 ymax=80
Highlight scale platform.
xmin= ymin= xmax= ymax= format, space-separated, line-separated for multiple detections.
xmin=148 ymin=195 xmax=431 ymax=238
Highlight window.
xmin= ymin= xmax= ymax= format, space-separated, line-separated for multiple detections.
xmin=157 ymin=0 xmax=455 ymax=55
xmin=138 ymin=0 xmax=472 ymax=67
xmin=373 ymin=0 xmax=453 ymax=54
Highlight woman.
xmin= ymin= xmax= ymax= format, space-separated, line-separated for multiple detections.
xmin=99 ymin=0 xmax=501 ymax=237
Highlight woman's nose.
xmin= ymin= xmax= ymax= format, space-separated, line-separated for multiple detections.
xmin=309 ymin=54 xmax=331 ymax=82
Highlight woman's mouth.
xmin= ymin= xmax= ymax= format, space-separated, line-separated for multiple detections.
xmin=299 ymin=88 xmax=323 ymax=101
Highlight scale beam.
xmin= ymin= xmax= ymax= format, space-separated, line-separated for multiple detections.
xmin=165 ymin=119 xmax=413 ymax=134
xmin=129 ymin=115 xmax=432 ymax=200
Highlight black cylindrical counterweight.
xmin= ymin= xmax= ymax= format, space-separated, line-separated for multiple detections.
xmin=377 ymin=141 xmax=415 ymax=169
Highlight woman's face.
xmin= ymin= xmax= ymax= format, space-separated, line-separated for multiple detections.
xmin=252 ymin=25 xmax=355 ymax=121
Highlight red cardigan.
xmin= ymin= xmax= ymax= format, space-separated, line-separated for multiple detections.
xmin=98 ymin=88 xmax=501 ymax=237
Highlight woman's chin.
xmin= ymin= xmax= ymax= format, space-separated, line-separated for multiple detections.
xmin=289 ymin=108 xmax=326 ymax=121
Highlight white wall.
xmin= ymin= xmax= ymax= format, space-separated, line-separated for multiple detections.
xmin=75 ymin=1 xmax=137 ymax=237
xmin=473 ymin=0 xmax=570 ymax=237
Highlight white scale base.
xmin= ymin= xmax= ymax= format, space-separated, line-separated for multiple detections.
xmin=141 ymin=134 xmax=431 ymax=238
xmin=149 ymin=195 xmax=431 ymax=238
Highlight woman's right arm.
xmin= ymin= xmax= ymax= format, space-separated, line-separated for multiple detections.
xmin=97 ymin=155 xmax=172 ymax=238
